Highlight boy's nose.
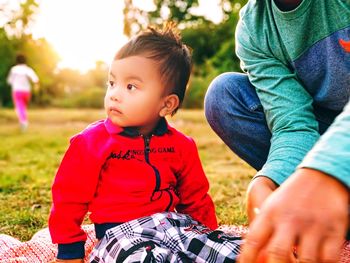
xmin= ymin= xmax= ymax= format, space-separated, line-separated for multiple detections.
xmin=110 ymin=88 xmax=122 ymax=101
xmin=111 ymin=94 xmax=118 ymax=101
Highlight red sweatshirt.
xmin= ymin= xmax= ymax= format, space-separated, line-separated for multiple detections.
xmin=49 ymin=118 xmax=217 ymax=259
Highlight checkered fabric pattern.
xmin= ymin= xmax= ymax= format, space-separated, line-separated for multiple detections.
xmin=89 ymin=212 xmax=242 ymax=263
xmin=1 ymin=222 xmax=350 ymax=262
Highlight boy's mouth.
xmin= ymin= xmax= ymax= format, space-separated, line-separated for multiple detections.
xmin=110 ymin=106 xmax=122 ymax=114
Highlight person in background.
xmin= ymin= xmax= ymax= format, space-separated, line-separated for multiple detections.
xmin=204 ymin=0 xmax=350 ymax=262
xmin=7 ymin=54 xmax=39 ymax=131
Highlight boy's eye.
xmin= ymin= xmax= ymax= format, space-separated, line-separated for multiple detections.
xmin=107 ymin=81 xmax=115 ymax=88
xmin=127 ymin=84 xmax=137 ymax=91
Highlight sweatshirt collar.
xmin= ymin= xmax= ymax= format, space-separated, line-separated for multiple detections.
xmin=104 ymin=118 xmax=169 ymax=137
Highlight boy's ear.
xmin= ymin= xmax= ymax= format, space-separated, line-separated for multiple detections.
xmin=159 ymin=94 xmax=180 ymax=117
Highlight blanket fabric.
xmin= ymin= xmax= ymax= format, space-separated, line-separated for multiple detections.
xmin=0 ymin=223 xmax=349 ymax=263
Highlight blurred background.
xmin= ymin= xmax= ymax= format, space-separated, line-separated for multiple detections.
xmin=0 ymin=0 xmax=247 ymax=110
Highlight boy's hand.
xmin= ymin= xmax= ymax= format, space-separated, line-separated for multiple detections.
xmin=246 ymin=176 xmax=277 ymax=223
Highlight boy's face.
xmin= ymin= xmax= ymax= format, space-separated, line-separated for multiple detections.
xmin=105 ymin=55 xmax=168 ymax=135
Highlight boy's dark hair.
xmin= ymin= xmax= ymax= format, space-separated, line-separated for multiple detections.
xmin=115 ymin=22 xmax=192 ymax=114
xmin=16 ymin=54 xmax=26 ymax=64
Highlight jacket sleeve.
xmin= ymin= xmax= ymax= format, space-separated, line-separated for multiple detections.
xmin=235 ymin=16 xmax=320 ymax=185
xmin=175 ymin=137 xmax=218 ymax=230
xmin=299 ymin=99 xmax=350 ymax=187
xmin=27 ymin=66 xmax=39 ymax=83
xmin=49 ymin=134 xmax=101 ymax=259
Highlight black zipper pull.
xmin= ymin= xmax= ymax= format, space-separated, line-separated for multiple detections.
xmin=144 ymin=136 xmax=150 ymax=153
xmin=143 ymin=135 xmax=151 ymax=163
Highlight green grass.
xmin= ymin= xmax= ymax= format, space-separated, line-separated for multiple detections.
xmin=0 ymin=108 xmax=255 ymax=241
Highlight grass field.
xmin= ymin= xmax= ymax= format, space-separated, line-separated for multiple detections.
xmin=0 ymin=108 xmax=255 ymax=241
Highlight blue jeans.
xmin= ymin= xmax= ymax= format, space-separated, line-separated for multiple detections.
xmin=204 ymin=72 xmax=340 ymax=171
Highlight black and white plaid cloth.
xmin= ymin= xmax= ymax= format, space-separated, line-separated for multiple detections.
xmin=90 ymin=212 xmax=242 ymax=263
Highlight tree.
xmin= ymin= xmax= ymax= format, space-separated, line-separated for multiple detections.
xmin=2 ymin=0 xmax=39 ymax=38
xmin=123 ymin=0 xmax=201 ymax=37
xmin=122 ymin=0 xmax=247 ymax=74
xmin=0 ymin=29 xmax=17 ymax=106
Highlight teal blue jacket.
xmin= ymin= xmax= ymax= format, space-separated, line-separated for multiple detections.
xmin=236 ymin=0 xmax=350 ymax=186
xmin=300 ymin=100 xmax=350 ymax=187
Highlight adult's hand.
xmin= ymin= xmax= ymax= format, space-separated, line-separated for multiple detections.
xmin=246 ymin=176 xmax=278 ymax=223
xmin=240 ymin=168 xmax=349 ymax=263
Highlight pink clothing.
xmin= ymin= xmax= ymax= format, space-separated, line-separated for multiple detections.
xmin=12 ymin=91 xmax=31 ymax=124
xmin=7 ymin=63 xmax=38 ymax=127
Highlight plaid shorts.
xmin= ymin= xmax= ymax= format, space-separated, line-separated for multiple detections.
xmin=89 ymin=212 xmax=242 ymax=263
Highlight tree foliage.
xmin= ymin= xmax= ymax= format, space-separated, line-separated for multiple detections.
xmin=123 ymin=0 xmax=246 ymax=74
xmin=1 ymin=0 xmax=39 ymax=39
xmin=123 ymin=0 xmax=202 ymax=37
xmin=0 ymin=28 xmax=17 ymax=106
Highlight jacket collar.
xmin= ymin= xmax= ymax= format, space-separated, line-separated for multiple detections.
xmin=104 ymin=117 xmax=169 ymax=137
